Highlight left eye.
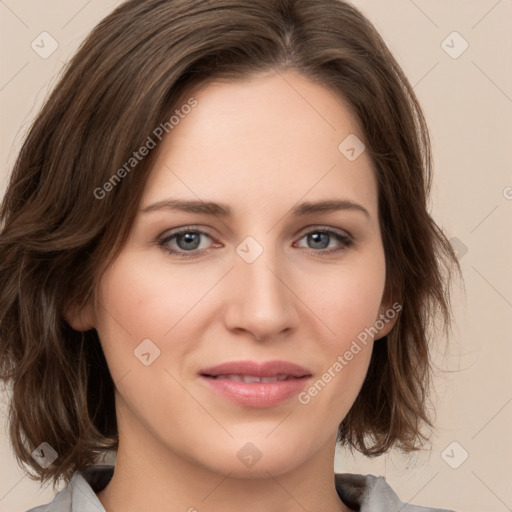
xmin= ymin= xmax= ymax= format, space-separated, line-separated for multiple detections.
xmin=294 ymin=229 xmax=353 ymax=253
xmin=158 ymin=227 xmax=353 ymax=258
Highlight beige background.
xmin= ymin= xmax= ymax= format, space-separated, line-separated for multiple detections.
xmin=1 ymin=1 xmax=511 ymax=511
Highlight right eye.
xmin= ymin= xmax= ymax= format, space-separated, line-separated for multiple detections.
xmin=158 ymin=227 xmax=219 ymax=259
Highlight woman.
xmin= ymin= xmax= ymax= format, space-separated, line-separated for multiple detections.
xmin=0 ymin=0 xmax=461 ymax=510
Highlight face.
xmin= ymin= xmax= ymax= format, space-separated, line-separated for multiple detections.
xmin=70 ymin=69 xmax=397 ymax=478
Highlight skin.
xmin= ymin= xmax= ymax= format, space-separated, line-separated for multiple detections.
xmin=67 ymin=69 xmax=397 ymax=512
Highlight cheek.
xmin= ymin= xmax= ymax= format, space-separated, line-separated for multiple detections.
xmin=96 ymin=253 xmax=208 ymax=338
xmin=296 ymin=269 xmax=383 ymax=419
xmin=93 ymin=251 xmax=221 ymax=383
xmin=295 ymin=250 xmax=386 ymax=406
xmin=94 ymin=256 xmax=166 ymax=379
xmin=93 ymin=255 xmax=200 ymax=422
xmin=303 ymin=251 xmax=387 ymax=348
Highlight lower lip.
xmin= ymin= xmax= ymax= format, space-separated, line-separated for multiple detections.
xmin=199 ymin=375 xmax=311 ymax=408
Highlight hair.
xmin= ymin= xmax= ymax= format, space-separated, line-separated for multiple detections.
xmin=0 ymin=0 xmax=461 ymax=489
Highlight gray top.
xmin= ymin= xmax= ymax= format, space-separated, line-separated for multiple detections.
xmin=25 ymin=465 xmax=454 ymax=512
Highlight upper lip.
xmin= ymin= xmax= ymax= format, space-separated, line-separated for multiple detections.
xmin=200 ymin=360 xmax=312 ymax=378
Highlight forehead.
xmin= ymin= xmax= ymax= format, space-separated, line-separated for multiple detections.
xmin=141 ymin=70 xmax=377 ymax=219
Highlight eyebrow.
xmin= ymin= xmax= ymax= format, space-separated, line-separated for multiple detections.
xmin=141 ymin=198 xmax=370 ymax=219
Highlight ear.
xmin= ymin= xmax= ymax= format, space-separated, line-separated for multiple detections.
xmin=63 ymin=298 xmax=95 ymax=332
xmin=373 ymin=299 xmax=402 ymax=341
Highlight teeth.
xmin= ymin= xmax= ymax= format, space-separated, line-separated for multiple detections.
xmin=215 ymin=374 xmax=290 ymax=383
xmin=261 ymin=376 xmax=287 ymax=383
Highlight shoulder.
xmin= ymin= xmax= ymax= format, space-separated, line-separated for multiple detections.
xmin=335 ymin=473 xmax=456 ymax=512
xmin=24 ymin=465 xmax=114 ymax=512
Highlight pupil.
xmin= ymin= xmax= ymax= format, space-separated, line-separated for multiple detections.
xmin=179 ymin=233 xmax=200 ymax=250
xmin=309 ymin=232 xmax=328 ymax=249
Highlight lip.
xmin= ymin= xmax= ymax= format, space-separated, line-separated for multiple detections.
xmin=200 ymin=360 xmax=311 ymax=378
xmin=199 ymin=360 xmax=312 ymax=408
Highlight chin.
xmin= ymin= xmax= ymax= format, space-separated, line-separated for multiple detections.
xmin=209 ymin=456 xmax=303 ymax=480
xmin=187 ymin=437 xmax=308 ymax=479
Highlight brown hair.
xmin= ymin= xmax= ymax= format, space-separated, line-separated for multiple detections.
xmin=0 ymin=0 xmax=461 ymax=489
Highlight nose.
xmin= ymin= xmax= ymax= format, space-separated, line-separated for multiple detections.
xmin=222 ymin=240 xmax=300 ymax=342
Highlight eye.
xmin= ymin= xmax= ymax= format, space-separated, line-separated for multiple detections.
xmin=157 ymin=226 xmax=354 ymax=259
xmin=294 ymin=227 xmax=354 ymax=255
xmin=158 ymin=227 xmax=216 ymax=259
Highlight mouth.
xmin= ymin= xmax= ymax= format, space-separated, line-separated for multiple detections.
xmin=204 ymin=374 xmax=300 ymax=383
xmin=198 ymin=360 xmax=312 ymax=408
xmin=199 ymin=359 xmax=312 ymax=379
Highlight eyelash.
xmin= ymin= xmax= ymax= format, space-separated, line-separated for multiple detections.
xmin=157 ymin=225 xmax=354 ymax=259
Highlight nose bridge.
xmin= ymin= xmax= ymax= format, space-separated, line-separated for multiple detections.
xmin=237 ymin=232 xmax=287 ymax=307
xmin=224 ymin=231 xmax=297 ymax=339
